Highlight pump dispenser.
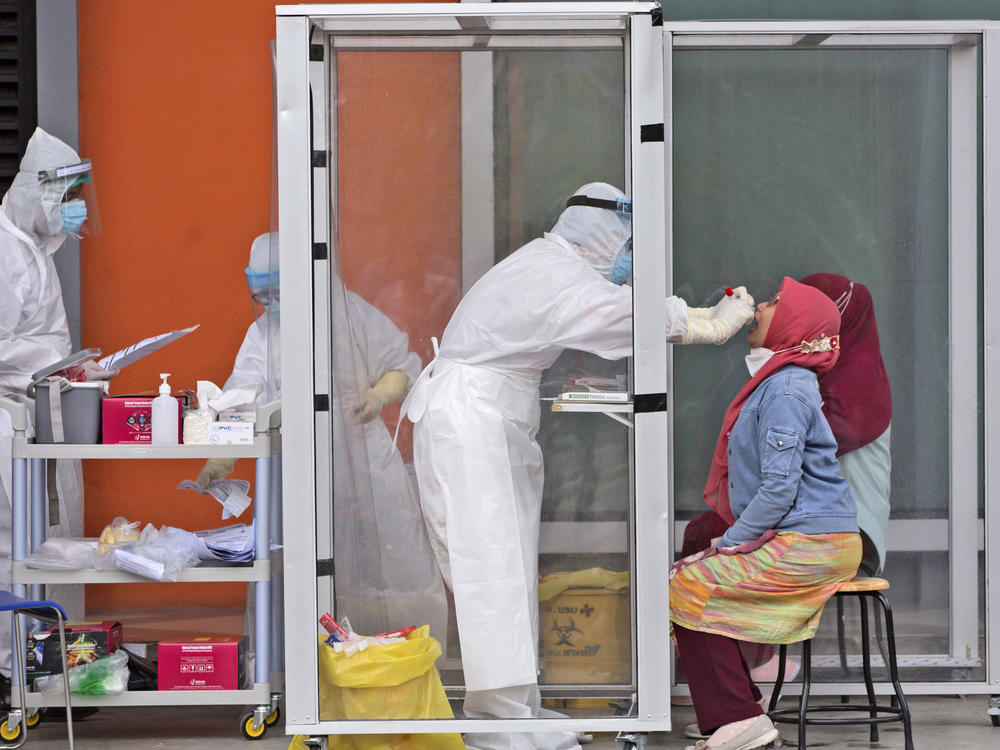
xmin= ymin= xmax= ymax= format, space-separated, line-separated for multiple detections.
xmin=152 ymin=373 xmax=179 ymax=444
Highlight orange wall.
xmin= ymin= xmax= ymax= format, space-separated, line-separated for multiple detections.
xmin=337 ymin=51 xmax=462 ymax=460
xmin=77 ymin=1 xmax=461 ymax=611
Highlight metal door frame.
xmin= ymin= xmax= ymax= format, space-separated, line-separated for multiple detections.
xmin=278 ymin=2 xmax=673 ymax=736
xmin=663 ymin=19 xmax=1000 ymax=697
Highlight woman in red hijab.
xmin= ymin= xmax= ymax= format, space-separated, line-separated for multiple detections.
xmin=677 ymin=274 xmax=892 ymax=693
xmin=669 ymin=277 xmax=861 ymax=750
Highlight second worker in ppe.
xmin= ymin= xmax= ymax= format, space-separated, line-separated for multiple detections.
xmin=403 ymin=183 xmax=754 ymax=750
xmin=197 ymin=232 xmax=447 ymax=640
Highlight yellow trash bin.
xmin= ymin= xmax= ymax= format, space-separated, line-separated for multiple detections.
xmin=539 ymin=569 xmax=630 ymax=685
xmin=288 ymin=625 xmax=465 ymax=750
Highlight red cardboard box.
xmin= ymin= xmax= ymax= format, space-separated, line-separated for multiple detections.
xmin=102 ymin=396 xmax=182 ymax=444
xmin=27 ymin=621 xmax=123 ymax=679
xmin=157 ymin=637 xmax=247 ymax=690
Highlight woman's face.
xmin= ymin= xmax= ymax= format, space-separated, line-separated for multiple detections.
xmin=748 ymin=293 xmax=780 ymax=348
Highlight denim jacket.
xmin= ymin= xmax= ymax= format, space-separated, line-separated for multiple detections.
xmin=718 ymin=364 xmax=858 ymax=548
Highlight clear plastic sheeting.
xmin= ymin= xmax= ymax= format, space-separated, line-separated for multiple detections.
xmin=671 ymin=46 xmax=982 ymax=679
xmin=326 ymin=42 xmax=633 ymax=706
xmin=325 ymin=278 xmax=450 ymax=641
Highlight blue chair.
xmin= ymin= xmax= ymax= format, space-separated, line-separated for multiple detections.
xmin=0 ymin=591 xmax=73 ymax=749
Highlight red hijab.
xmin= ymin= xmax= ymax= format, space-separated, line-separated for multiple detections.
xmin=800 ymin=274 xmax=892 ymax=456
xmin=702 ymin=276 xmax=842 ymax=524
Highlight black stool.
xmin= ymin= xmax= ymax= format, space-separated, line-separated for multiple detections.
xmin=767 ymin=577 xmax=914 ymax=750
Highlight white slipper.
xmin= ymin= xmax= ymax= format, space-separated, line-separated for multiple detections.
xmin=685 ymin=722 xmax=710 ymax=739
xmin=684 ymin=715 xmax=779 ymax=750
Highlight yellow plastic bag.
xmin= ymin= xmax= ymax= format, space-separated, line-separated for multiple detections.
xmin=288 ymin=625 xmax=465 ymax=750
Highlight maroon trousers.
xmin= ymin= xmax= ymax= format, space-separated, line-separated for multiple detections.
xmin=673 ymin=623 xmax=764 ymax=734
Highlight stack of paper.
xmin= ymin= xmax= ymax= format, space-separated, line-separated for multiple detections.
xmin=193 ymin=522 xmax=255 ymax=563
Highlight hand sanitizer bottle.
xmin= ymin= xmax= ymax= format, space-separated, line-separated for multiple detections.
xmin=152 ymin=373 xmax=179 ymax=444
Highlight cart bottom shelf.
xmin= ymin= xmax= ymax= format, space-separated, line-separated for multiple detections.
xmin=14 ymin=682 xmax=272 ymax=708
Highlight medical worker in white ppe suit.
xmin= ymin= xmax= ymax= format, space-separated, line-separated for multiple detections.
xmin=198 ymin=232 xmax=447 ymax=640
xmin=405 ymin=183 xmax=754 ymax=750
xmin=0 ymin=128 xmax=103 ymax=686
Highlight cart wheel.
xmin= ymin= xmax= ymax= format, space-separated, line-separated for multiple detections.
xmin=265 ymin=705 xmax=281 ymax=726
xmin=0 ymin=719 xmax=23 ymax=743
xmin=240 ymin=711 xmax=267 ymax=740
xmin=24 ymin=711 xmax=40 ymax=729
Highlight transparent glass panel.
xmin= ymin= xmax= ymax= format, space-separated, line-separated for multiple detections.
xmin=320 ymin=39 xmax=634 ymax=723
xmin=672 ymin=45 xmax=985 ymax=681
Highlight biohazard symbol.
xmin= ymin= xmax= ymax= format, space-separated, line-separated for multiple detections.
xmin=551 ymin=618 xmax=583 ymax=646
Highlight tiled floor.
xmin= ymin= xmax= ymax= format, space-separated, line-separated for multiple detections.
xmin=16 ymin=695 xmax=999 ymax=749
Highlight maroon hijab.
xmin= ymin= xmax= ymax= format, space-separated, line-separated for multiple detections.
xmin=800 ymin=273 xmax=892 ymax=456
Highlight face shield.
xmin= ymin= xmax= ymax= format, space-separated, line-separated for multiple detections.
xmin=248 ymin=267 xmax=280 ymax=322
xmin=564 ymin=194 xmax=632 ymax=219
xmin=37 ymin=160 xmax=102 ymax=239
xmin=561 ymin=192 xmax=633 ymax=284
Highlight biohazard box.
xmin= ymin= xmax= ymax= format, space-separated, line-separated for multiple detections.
xmin=157 ymin=636 xmax=247 ymax=690
xmin=102 ymin=396 xmax=182 ymax=444
xmin=26 ymin=620 xmax=123 ymax=679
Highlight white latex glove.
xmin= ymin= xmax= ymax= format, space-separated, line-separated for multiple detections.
xmin=353 ymin=389 xmax=385 ymax=424
xmin=712 ymin=286 xmax=755 ymax=324
xmin=685 ymin=304 xmax=714 ymax=321
xmin=682 ymin=287 xmax=755 ymax=345
xmin=352 ymin=370 xmax=409 ymax=424
xmin=686 ymin=286 xmax=755 ymax=321
xmin=81 ymin=359 xmax=119 ymax=381
xmin=196 ymin=457 xmax=237 ymax=488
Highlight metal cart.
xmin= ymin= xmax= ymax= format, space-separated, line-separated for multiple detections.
xmin=0 ymin=396 xmax=284 ymax=741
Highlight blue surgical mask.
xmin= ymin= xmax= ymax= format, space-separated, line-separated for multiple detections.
xmin=60 ymin=199 xmax=87 ymax=236
xmin=611 ymin=245 xmax=632 ymax=285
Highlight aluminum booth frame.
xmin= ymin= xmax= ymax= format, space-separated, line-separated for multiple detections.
xmin=277 ymin=2 xmax=672 ymax=741
xmin=277 ymin=4 xmax=1000 ymax=742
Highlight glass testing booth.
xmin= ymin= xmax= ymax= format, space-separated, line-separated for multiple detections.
xmin=275 ymin=2 xmax=1000 ymax=745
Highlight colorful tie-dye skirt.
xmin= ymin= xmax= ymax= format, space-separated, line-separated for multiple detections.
xmin=669 ymin=531 xmax=861 ymax=644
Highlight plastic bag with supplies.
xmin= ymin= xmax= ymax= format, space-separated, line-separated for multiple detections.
xmin=36 ymin=649 xmax=129 ymax=695
xmin=94 ymin=520 xmax=201 ymax=581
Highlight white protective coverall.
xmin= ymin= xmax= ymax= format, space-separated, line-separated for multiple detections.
xmin=405 ymin=183 xmax=690 ymax=750
xmin=223 ymin=246 xmax=447 ymax=640
xmin=0 ymin=129 xmax=87 ymax=674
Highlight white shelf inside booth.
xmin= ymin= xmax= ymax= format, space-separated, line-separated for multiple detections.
xmin=12 ymin=560 xmax=270 ymax=585
xmin=550 ymin=400 xmax=633 ymax=413
xmin=14 ymin=683 xmax=271 ymax=708
xmin=11 ymin=436 xmax=271 ymax=460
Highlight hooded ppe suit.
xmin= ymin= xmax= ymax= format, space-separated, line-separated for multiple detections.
xmin=0 ymin=128 xmax=89 ymax=674
xmin=404 ymin=183 xmax=748 ymax=750
xmin=209 ymin=233 xmax=447 ymax=640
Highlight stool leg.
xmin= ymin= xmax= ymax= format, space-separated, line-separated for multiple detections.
xmin=798 ymin=639 xmax=811 ymax=750
xmin=836 ymin=595 xmax=849 ymax=704
xmin=859 ymin=596 xmax=879 ymax=742
xmin=872 ymin=598 xmax=898 ymax=708
xmin=876 ymin=592 xmax=913 ymax=750
xmin=768 ymin=644 xmax=788 ymax=714
xmin=54 ymin=610 xmax=74 ymax=750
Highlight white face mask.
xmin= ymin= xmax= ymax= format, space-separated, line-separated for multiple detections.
xmin=745 ymin=347 xmax=775 ymax=377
